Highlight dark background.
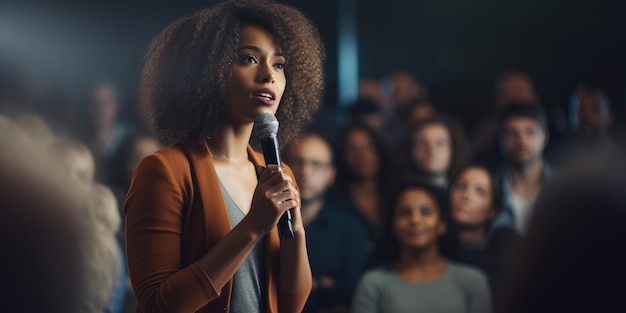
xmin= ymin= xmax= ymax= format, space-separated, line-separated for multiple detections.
xmin=1 ymin=0 xmax=624 ymax=132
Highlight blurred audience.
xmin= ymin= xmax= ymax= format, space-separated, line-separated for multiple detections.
xmin=48 ymin=138 xmax=127 ymax=313
xmin=448 ymin=164 xmax=522 ymax=302
xmin=498 ymin=149 xmax=626 ymax=313
xmin=403 ymin=115 xmax=468 ymax=189
xmin=332 ymin=122 xmax=398 ymax=242
xmin=492 ymin=104 xmax=553 ymax=235
xmin=549 ymin=85 xmax=615 ymax=167
xmin=494 ymin=71 xmax=538 ymax=109
xmin=13 ymin=112 xmax=56 ymax=149
xmin=285 ymin=133 xmax=369 ymax=313
xmin=347 ymin=98 xmax=387 ymax=133
xmin=472 ymin=70 xmax=539 ymax=167
xmin=109 ymin=133 xmax=162 ymax=211
xmin=77 ymin=82 xmax=135 ymax=184
xmin=352 ymin=182 xmax=491 ymax=313
xmin=358 ymin=78 xmax=385 ymax=109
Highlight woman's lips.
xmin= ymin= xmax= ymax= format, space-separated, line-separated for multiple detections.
xmin=253 ymin=88 xmax=276 ymax=106
xmin=253 ymin=95 xmax=276 ymax=106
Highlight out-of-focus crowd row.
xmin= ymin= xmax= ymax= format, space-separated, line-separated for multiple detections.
xmin=0 ymin=69 xmax=624 ymax=313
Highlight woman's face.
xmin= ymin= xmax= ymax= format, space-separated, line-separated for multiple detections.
xmin=59 ymin=147 xmax=95 ymax=206
xmin=412 ymin=123 xmax=451 ymax=175
xmin=224 ymin=25 xmax=286 ymax=123
xmin=450 ymin=167 xmax=495 ymax=227
xmin=393 ymin=188 xmax=446 ymax=250
xmin=344 ymin=129 xmax=380 ymax=180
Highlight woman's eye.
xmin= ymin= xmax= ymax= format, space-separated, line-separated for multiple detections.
xmin=274 ymin=62 xmax=285 ymax=70
xmin=476 ymin=187 xmax=486 ymax=197
xmin=240 ymin=55 xmax=257 ymax=64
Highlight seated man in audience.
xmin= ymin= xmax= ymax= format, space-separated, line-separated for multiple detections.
xmin=285 ymin=133 xmax=370 ymax=313
xmin=549 ymin=85 xmax=614 ymax=166
xmin=472 ymin=70 xmax=539 ymax=168
xmin=492 ymin=104 xmax=553 ymax=235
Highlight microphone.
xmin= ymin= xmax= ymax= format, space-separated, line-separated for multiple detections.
xmin=253 ymin=113 xmax=294 ymax=240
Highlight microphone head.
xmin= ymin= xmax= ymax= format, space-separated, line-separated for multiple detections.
xmin=253 ymin=113 xmax=279 ymax=139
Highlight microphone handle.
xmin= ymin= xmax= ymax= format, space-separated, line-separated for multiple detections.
xmin=260 ymin=136 xmax=295 ymax=240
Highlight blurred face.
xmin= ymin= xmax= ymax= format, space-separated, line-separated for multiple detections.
xmin=393 ymin=188 xmax=446 ymax=250
xmin=89 ymin=84 xmax=118 ymax=127
xmin=412 ymin=123 xmax=451 ymax=175
xmin=285 ymin=136 xmax=336 ymax=202
xmin=578 ymin=93 xmax=610 ymax=136
xmin=60 ymin=147 xmax=95 ymax=206
xmin=409 ymin=103 xmax=435 ymax=124
xmin=503 ymin=117 xmax=546 ymax=165
xmin=451 ymin=167 xmax=495 ymax=228
xmin=391 ymin=73 xmax=424 ymax=108
xmin=358 ymin=79 xmax=383 ymax=108
xmin=224 ymin=25 xmax=286 ymax=123
xmin=344 ymin=129 xmax=380 ymax=180
xmin=497 ymin=76 xmax=536 ymax=108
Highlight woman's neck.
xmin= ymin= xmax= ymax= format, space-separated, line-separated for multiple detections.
xmin=395 ymin=245 xmax=448 ymax=282
xmin=396 ymin=244 xmax=445 ymax=269
xmin=207 ymin=123 xmax=253 ymax=163
xmin=458 ymin=225 xmax=487 ymax=243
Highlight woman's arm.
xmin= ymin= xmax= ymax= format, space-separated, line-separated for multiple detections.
xmin=126 ymin=155 xmax=294 ymax=313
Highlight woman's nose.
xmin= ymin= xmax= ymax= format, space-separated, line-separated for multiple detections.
xmin=257 ymin=63 xmax=275 ymax=83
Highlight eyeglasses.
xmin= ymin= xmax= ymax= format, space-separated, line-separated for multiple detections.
xmin=287 ymin=158 xmax=332 ymax=172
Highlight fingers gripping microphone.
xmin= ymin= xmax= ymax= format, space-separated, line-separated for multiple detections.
xmin=253 ymin=113 xmax=294 ymax=240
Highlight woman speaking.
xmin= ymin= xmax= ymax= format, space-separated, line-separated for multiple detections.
xmin=124 ymin=1 xmax=324 ymax=312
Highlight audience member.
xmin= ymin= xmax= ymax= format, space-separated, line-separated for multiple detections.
xmin=492 ymin=104 xmax=553 ymax=235
xmin=404 ymin=98 xmax=436 ymax=126
xmin=385 ymin=71 xmax=428 ymax=110
xmin=347 ymin=98 xmax=387 ymax=133
xmin=498 ymin=150 xmax=626 ymax=313
xmin=472 ymin=70 xmax=539 ymax=167
xmin=109 ymin=133 xmax=162 ymax=211
xmin=13 ymin=112 xmax=56 ymax=149
xmin=404 ymin=115 xmax=468 ymax=189
xmin=352 ymin=182 xmax=491 ymax=313
xmin=285 ymin=133 xmax=369 ymax=313
xmin=448 ymin=164 xmax=522 ymax=301
xmin=332 ymin=122 xmax=397 ymax=242
xmin=358 ymin=78 xmax=385 ymax=109
xmin=77 ymin=82 xmax=135 ymax=184
xmin=494 ymin=71 xmax=538 ymax=109
xmin=549 ymin=85 xmax=615 ymax=166
xmin=49 ymin=138 xmax=127 ymax=313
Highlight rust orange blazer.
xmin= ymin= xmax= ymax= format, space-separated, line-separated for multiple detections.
xmin=124 ymin=139 xmax=310 ymax=313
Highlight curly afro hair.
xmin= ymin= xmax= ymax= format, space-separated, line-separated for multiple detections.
xmin=140 ymin=0 xmax=325 ymax=145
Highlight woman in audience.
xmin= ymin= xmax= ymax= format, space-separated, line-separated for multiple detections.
xmin=49 ymin=138 xmax=127 ymax=313
xmin=352 ymin=182 xmax=491 ymax=313
xmin=404 ymin=116 xmax=467 ymax=189
xmin=333 ymin=122 xmax=397 ymax=241
xmin=448 ymin=164 xmax=522 ymax=299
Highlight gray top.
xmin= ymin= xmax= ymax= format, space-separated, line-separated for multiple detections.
xmin=351 ymin=262 xmax=492 ymax=313
xmin=220 ymin=182 xmax=266 ymax=313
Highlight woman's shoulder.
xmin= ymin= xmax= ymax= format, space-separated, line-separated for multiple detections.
xmin=359 ymin=267 xmax=395 ymax=285
xmin=447 ymin=262 xmax=489 ymax=287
